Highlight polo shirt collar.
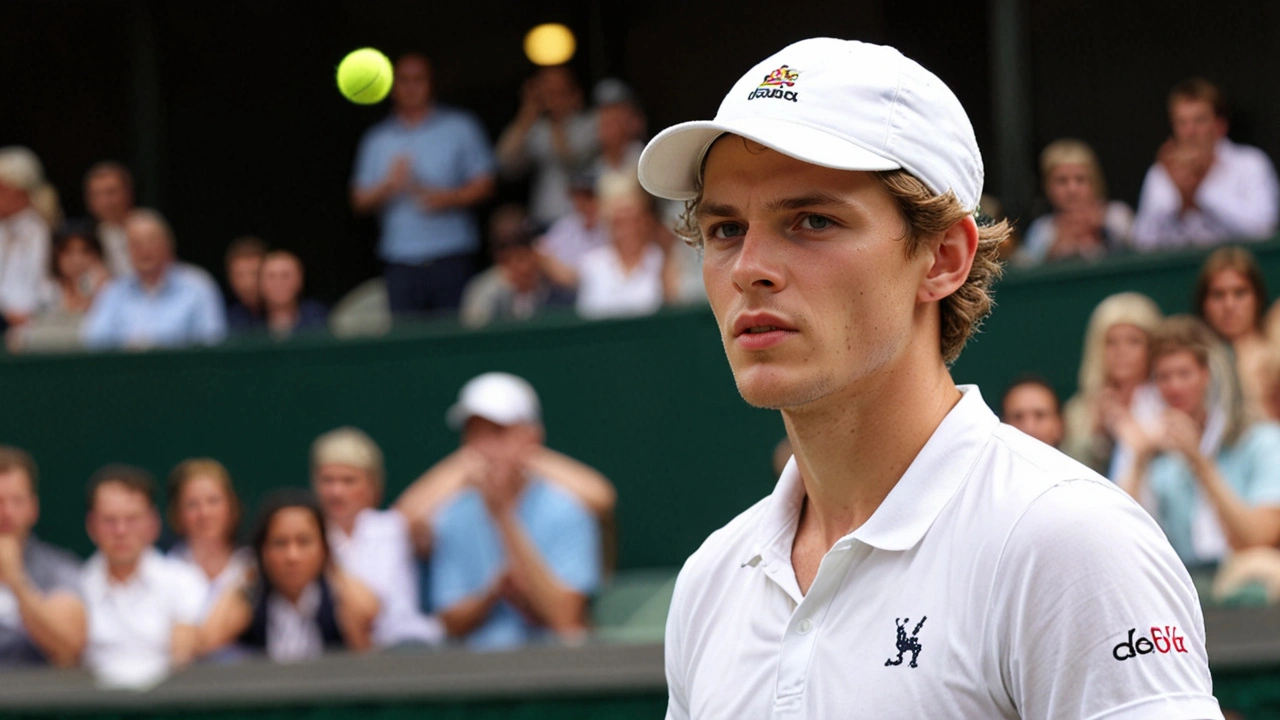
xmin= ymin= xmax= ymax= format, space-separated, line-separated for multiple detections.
xmin=746 ymin=385 xmax=998 ymax=566
xmin=84 ymin=547 xmax=165 ymax=598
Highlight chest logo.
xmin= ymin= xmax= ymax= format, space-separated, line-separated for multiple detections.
xmin=884 ymin=616 xmax=927 ymax=669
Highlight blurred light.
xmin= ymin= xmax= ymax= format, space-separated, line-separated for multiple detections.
xmin=524 ymin=23 xmax=576 ymax=66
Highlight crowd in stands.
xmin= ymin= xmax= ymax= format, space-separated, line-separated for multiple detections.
xmin=0 ymin=53 xmax=707 ymax=355
xmin=0 ymin=372 xmax=614 ymax=687
xmin=1001 ymin=245 xmax=1280 ymax=604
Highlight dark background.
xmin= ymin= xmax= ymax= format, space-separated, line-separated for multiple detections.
xmin=2 ymin=0 xmax=1277 ymax=306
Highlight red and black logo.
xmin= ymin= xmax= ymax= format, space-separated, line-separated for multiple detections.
xmin=1112 ymin=626 xmax=1189 ymax=661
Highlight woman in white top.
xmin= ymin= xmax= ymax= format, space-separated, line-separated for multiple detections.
xmin=1015 ymin=139 xmax=1134 ymax=266
xmin=166 ymin=459 xmax=252 ymax=619
xmin=1061 ymin=292 xmax=1165 ymax=480
xmin=575 ymin=186 xmax=679 ymax=319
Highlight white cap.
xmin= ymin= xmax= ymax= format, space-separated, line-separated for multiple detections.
xmin=638 ymin=38 xmax=983 ymax=211
xmin=446 ymin=372 xmax=542 ymax=430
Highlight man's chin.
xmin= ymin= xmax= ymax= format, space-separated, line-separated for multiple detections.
xmin=732 ymin=366 xmax=829 ymax=411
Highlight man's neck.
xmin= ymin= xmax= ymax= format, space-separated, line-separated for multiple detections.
xmin=106 ymin=557 xmax=143 ymax=585
xmin=785 ymin=349 xmax=960 ymax=552
xmin=396 ymin=104 xmax=432 ymax=126
xmin=137 ymin=266 xmax=168 ymax=292
xmin=266 ymin=302 xmax=299 ymax=330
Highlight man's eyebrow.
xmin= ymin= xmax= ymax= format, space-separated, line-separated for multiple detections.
xmin=696 ymin=192 xmax=856 ymax=219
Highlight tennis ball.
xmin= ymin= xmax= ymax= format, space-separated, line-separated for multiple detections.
xmin=524 ymin=24 xmax=576 ymax=66
xmin=337 ymin=48 xmax=394 ymax=105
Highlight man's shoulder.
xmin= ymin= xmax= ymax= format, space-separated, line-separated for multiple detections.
xmin=982 ymin=423 xmax=1135 ymax=518
xmin=1222 ymin=139 xmax=1276 ymax=168
xmin=525 ymin=479 xmax=593 ymax=522
xmin=24 ymin=537 xmax=82 ymax=588
xmin=355 ymin=507 xmax=410 ymax=541
xmin=672 ymin=495 xmax=772 ymax=589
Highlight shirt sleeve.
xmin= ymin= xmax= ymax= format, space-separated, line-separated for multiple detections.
xmin=428 ymin=497 xmax=482 ymax=612
xmin=191 ymin=274 xmax=227 ymax=345
xmin=80 ymin=281 xmax=122 ymax=348
xmin=542 ymin=492 xmax=601 ymax=595
xmin=169 ymin=564 xmax=209 ymax=626
xmin=664 ymin=560 xmax=693 ymax=720
xmin=989 ymin=480 xmax=1223 ymax=720
xmin=1197 ymin=147 xmax=1280 ymax=239
xmin=457 ymin=115 xmax=497 ymax=183
xmin=1242 ymin=425 xmax=1280 ymax=506
xmin=352 ymin=131 xmax=384 ymax=191
xmin=1131 ymin=164 xmax=1185 ymax=250
xmin=2 ymin=222 xmax=50 ymax=316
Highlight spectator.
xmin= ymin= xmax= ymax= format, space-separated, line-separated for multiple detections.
xmin=575 ymin=188 xmax=675 ymax=319
xmin=1001 ymin=375 xmax=1065 ymax=448
xmin=396 ymin=373 xmax=616 ymax=553
xmin=1062 ymin=292 xmax=1165 ymax=479
xmin=5 ymin=221 xmax=109 ymax=353
xmin=81 ymin=209 xmax=227 ymax=349
xmin=166 ymin=459 xmax=251 ymax=618
xmin=260 ymin=250 xmax=327 ymax=337
xmin=1119 ymin=316 xmax=1280 ymax=566
xmin=1132 ymin=78 xmax=1279 ymax=248
xmin=426 ymin=372 xmax=602 ymax=649
xmin=83 ymin=162 xmax=135 ymax=277
xmin=496 ymin=66 xmax=598 ymax=227
xmin=1015 ymin=139 xmax=1133 ymax=265
xmin=81 ymin=465 xmax=205 ymax=689
xmin=1196 ymin=246 xmax=1270 ymax=419
xmin=350 ymin=52 xmax=496 ymax=319
xmin=310 ymin=427 xmax=442 ymax=647
xmin=0 ymin=447 xmax=85 ymax=667
xmin=198 ymin=491 xmax=378 ymax=662
xmin=591 ymin=80 xmax=646 ymax=191
xmin=0 ymin=147 xmax=55 ymax=332
xmin=537 ymin=171 xmax=609 ymax=285
xmin=460 ymin=205 xmax=574 ymax=327
xmin=224 ymin=236 xmax=266 ymax=332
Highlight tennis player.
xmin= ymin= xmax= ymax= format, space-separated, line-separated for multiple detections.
xmin=638 ymin=38 xmax=1222 ymax=719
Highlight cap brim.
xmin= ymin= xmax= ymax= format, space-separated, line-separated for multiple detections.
xmin=639 ymin=116 xmax=902 ymax=201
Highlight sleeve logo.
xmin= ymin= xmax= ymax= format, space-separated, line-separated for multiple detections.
xmin=748 ymin=65 xmax=801 ymax=103
xmin=1112 ymin=626 xmax=1189 ymax=661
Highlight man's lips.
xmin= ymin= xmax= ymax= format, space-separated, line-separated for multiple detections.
xmin=732 ymin=313 xmax=797 ymax=350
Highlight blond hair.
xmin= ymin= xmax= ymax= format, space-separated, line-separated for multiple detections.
xmin=0 ymin=146 xmax=61 ymax=227
xmin=310 ymin=427 xmax=385 ymax=493
xmin=1060 ymin=293 xmax=1164 ymax=470
xmin=1040 ymin=138 xmax=1108 ymax=202
xmin=675 ymin=144 xmax=1008 ymax=365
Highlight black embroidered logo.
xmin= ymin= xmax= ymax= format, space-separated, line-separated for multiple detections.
xmin=884 ymin=616 xmax=927 ymax=668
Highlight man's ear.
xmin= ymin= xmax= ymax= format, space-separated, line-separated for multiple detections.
xmin=917 ymin=215 xmax=978 ymax=304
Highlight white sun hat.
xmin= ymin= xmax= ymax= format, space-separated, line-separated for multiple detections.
xmin=637 ymin=37 xmax=983 ymax=211
xmin=446 ymin=372 xmax=542 ymax=429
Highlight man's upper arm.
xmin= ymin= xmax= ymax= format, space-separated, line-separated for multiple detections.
xmin=1131 ymin=165 xmax=1180 ymax=249
xmin=543 ymin=494 xmax=601 ymax=595
xmin=459 ymin=116 xmax=497 ymax=183
xmin=351 ymin=132 xmax=384 ymax=191
xmin=428 ymin=499 xmax=480 ymax=611
xmin=991 ymin=481 xmax=1222 ymax=720
xmin=81 ymin=283 xmax=119 ymax=348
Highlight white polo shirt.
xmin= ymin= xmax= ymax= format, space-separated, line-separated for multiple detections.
xmin=81 ymin=548 xmax=205 ymax=689
xmin=665 ymin=386 xmax=1222 ymax=720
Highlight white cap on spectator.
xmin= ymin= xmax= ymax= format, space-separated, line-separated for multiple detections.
xmin=637 ymin=38 xmax=983 ymax=211
xmin=447 ymin=372 xmax=542 ymax=429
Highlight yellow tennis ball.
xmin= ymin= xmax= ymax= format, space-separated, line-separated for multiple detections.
xmin=337 ymin=48 xmax=394 ymax=105
xmin=524 ymin=24 xmax=576 ymax=66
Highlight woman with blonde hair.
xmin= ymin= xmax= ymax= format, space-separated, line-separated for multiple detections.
xmin=1119 ymin=315 xmax=1280 ymax=566
xmin=1015 ymin=139 xmax=1134 ymax=265
xmin=1062 ymin=292 xmax=1165 ymax=478
xmin=0 ymin=146 xmax=60 ymax=331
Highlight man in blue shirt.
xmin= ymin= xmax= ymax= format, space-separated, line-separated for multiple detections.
xmin=82 ymin=209 xmax=226 ymax=349
xmin=429 ymin=373 xmax=601 ymax=650
xmin=351 ymin=53 xmax=496 ymax=319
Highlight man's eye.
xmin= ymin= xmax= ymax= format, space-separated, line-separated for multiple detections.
xmin=711 ymin=223 xmax=745 ymax=239
xmin=800 ymin=214 xmax=832 ymax=230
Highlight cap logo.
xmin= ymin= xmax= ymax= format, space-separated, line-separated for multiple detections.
xmin=747 ymin=65 xmax=800 ymax=103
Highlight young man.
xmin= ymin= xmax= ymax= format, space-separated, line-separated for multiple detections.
xmin=1001 ymin=374 xmax=1065 ymax=448
xmin=638 ymin=39 xmax=1221 ymax=719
